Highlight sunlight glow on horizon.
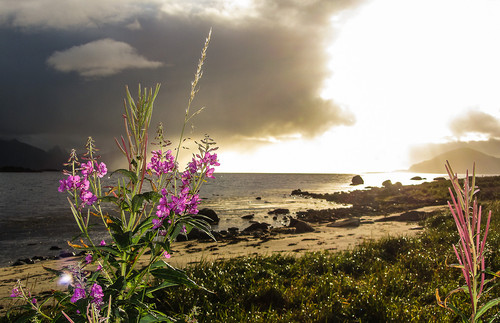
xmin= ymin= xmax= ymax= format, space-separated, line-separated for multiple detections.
xmin=219 ymin=0 xmax=500 ymax=173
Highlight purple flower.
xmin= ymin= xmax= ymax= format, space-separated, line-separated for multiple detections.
xmin=80 ymin=190 xmax=97 ymax=206
xmin=90 ymin=283 xmax=104 ymax=305
xmin=58 ymin=175 xmax=81 ymax=192
xmin=205 ymin=167 xmax=215 ymax=179
xmin=96 ymin=162 xmax=107 ymax=178
xmin=31 ymin=298 xmax=37 ymax=304
xmin=169 ymin=194 xmax=187 ymax=215
xmin=186 ymin=194 xmax=200 ymax=215
xmin=80 ymin=161 xmax=94 ymax=176
xmin=58 ymin=179 xmax=68 ymax=192
xmin=70 ymin=286 xmax=86 ymax=303
xmin=10 ymin=287 xmax=21 ymax=298
xmin=147 ymin=150 xmax=176 ymax=175
xmin=152 ymin=218 xmax=163 ymax=229
xmin=85 ymin=253 xmax=93 ymax=264
xmin=78 ymin=177 xmax=90 ymax=191
xmin=100 ymin=240 xmax=106 ymax=246
xmin=163 ymin=251 xmax=171 ymax=259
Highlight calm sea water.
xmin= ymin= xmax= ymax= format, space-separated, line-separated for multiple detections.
xmin=0 ymin=171 xmax=442 ymax=266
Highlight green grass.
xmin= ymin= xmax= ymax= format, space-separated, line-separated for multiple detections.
xmin=155 ymin=201 xmax=500 ymax=322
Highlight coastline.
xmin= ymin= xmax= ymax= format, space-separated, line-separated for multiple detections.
xmin=0 ymin=205 xmax=446 ymax=313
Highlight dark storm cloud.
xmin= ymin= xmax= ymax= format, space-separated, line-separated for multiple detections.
xmin=449 ymin=109 xmax=500 ymax=139
xmin=0 ymin=0 xmax=360 ymax=154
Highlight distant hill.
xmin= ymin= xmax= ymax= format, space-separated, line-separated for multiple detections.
xmin=409 ymin=148 xmax=500 ymax=174
xmin=0 ymin=139 xmax=67 ymax=171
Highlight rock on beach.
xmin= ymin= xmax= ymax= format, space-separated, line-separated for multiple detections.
xmin=351 ymin=175 xmax=364 ymax=185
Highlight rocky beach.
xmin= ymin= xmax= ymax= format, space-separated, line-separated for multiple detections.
xmin=0 ymin=174 xmax=466 ymax=314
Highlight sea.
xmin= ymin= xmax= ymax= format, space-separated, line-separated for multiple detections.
xmin=0 ymin=171 xmax=445 ymax=267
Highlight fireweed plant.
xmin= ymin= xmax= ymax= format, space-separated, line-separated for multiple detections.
xmin=8 ymin=31 xmax=219 ymax=322
xmin=437 ymin=161 xmax=500 ymax=322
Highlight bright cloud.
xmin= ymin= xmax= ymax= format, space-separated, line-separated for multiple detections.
xmin=46 ymin=39 xmax=163 ymax=77
xmin=0 ymin=0 xmax=155 ymax=29
xmin=160 ymin=0 xmax=258 ymax=21
xmin=450 ymin=109 xmax=500 ymax=140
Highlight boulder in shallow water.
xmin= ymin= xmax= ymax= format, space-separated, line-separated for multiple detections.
xmin=268 ymin=208 xmax=290 ymax=215
xmin=197 ymin=208 xmax=220 ymax=224
xmin=289 ymin=218 xmax=315 ymax=233
xmin=382 ymin=180 xmax=392 ymax=188
xmin=242 ymin=222 xmax=270 ymax=233
xmin=351 ymin=175 xmax=364 ymax=185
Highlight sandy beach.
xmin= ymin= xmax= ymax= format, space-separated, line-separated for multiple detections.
xmin=0 ymin=205 xmax=446 ymax=314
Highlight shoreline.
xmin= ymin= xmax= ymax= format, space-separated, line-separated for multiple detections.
xmin=0 ymin=205 xmax=447 ymax=313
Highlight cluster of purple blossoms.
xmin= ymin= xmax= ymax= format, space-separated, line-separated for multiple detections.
xmin=10 ymin=285 xmax=37 ymax=304
xmin=71 ymin=284 xmax=86 ymax=303
xmin=153 ymin=187 xmax=201 ymax=229
xmin=67 ymin=265 xmax=104 ymax=308
xmin=147 ymin=150 xmax=176 ymax=176
xmin=72 ymin=283 xmax=104 ymax=307
xmin=149 ymin=150 xmax=219 ymax=230
xmin=81 ymin=161 xmax=107 ymax=178
xmin=58 ymin=161 xmax=107 ymax=206
xmin=10 ymin=287 xmax=21 ymax=298
xmin=183 ymin=152 xmax=219 ymax=182
xmin=90 ymin=283 xmax=104 ymax=307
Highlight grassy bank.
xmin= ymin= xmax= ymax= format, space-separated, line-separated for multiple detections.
xmin=155 ymin=205 xmax=500 ymax=322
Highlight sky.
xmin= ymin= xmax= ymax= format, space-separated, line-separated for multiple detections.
xmin=2 ymin=0 xmax=500 ymax=173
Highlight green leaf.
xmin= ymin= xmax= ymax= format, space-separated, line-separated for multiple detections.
xmin=475 ymin=297 xmax=500 ymax=321
xmin=113 ymin=231 xmax=133 ymax=251
xmin=445 ymin=302 xmax=469 ymax=323
xmin=99 ymin=195 xmax=119 ymax=204
xmin=131 ymin=194 xmax=145 ymax=213
xmin=108 ymin=219 xmax=124 ymax=234
xmin=138 ymin=313 xmax=173 ymax=323
xmin=150 ymin=261 xmax=209 ymax=292
xmin=120 ymin=199 xmax=132 ymax=212
xmin=108 ymin=276 xmax=125 ymax=292
xmin=187 ymin=217 xmax=216 ymax=240
xmin=94 ymin=245 xmax=123 ymax=257
xmin=134 ymin=217 xmax=153 ymax=236
xmin=111 ymin=168 xmax=138 ymax=184
xmin=139 ymin=191 xmax=162 ymax=203
xmin=144 ymin=280 xmax=183 ymax=294
xmin=170 ymin=222 xmax=184 ymax=241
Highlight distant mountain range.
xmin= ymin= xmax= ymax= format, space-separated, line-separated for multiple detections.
xmin=0 ymin=139 xmax=67 ymax=171
xmin=409 ymin=148 xmax=500 ymax=174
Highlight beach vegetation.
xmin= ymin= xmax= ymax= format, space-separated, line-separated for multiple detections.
xmin=3 ymin=174 xmax=500 ymax=321
xmin=4 ymin=31 xmax=219 ymax=322
xmin=148 ymin=174 xmax=500 ymax=322
xmin=436 ymin=162 xmax=500 ymax=322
